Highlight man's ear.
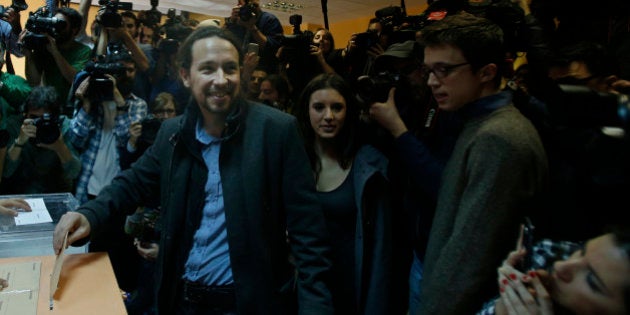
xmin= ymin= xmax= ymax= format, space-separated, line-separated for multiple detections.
xmin=479 ymin=63 xmax=498 ymax=83
xmin=179 ymin=68 xmax=190 ymax=88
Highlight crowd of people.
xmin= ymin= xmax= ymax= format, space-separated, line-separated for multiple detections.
xmin=1 ymin=0 xmax=630 ymax=314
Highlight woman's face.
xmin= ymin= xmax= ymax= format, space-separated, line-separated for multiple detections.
xmin=549 ymin=234 xmax=630 ymax=315
xmin=308 ymin=88 xmax=346 ymax=141
xmin=258 ymin=80 xmax=279 ymax=104
xmin=313 ymin=30 xmax=332 ymax=54
xmin=153 ymin=101 xmax=177 ymax=120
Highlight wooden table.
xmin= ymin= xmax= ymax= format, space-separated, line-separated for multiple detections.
xmin=0 ymin=252 xmax=127 ymax=314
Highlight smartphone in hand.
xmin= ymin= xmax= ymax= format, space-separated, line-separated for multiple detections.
xmin=518 ymin=217 xmax=535 ymax=271
xmin=247 ymin=42 xmax=259 ymax=55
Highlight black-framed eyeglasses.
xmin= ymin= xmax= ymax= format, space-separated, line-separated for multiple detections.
xmin=422 ymin=62 xmax=470 ymax=80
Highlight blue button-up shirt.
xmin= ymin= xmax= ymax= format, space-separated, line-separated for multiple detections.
xmin=182 ymin=120 xmax=233 ymax=285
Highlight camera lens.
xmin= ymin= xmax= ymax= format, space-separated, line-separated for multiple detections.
xmin=35 ymin=114 xmax=60 ymax=144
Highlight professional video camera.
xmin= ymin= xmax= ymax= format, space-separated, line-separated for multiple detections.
xmin=351 ymin=6 xmax=419 ymax=53
xmin=276 ymin=14 xmax=313 ymax=63
xmin=544 ymin=84 xmax=630 ymax=130
xmin=157 ymin=10 xmax=191 ymax=55
xmin=239 ymin=0 xmax=258 ymax=22
xmin=140 ymin=0 xmax=162 ymax=27
xmin=22 ymin=6 xmax=67 ymax=51
xmin=31 ymin=113 xmax=61 ymax=145
xmin=0 ymin=0 xmax=28 ymax=16
xmin=98 ymin=0 xmax=133 ymax=28
xmin=83 ymin=55 xmax=127 ymax=104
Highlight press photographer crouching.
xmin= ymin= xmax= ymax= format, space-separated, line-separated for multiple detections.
xmin=2 ymin=86 xmax=80 ymax=194
xmin=120 ymin=92 xmax=177 ymax=313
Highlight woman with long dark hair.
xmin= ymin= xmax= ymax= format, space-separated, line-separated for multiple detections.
xmin=295 ymin=73 xmax=408 ymax=315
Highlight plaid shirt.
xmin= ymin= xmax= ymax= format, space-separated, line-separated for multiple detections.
xmin=69 ymin=94 xmax=147 ymax=204
xmin=477 ymin=239 xmax=581 ymax=315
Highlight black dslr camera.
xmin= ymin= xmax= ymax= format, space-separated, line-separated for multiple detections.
xmin=98 ymin=0 xmax=133 ymax=28
xmin=239 ymin=1 xmax=257 ymax=22
xmin=139 ymin=114 xmax=162 ymax=146
xmin=125 ymin=208 xmax=160 ymax=246
xmin=31 ymin=113 xmax=61 ymax=145
xmin=356 ymin=72 xmax=402 ymax=106
xmin=22 ymin=7 xmax=67 ymax=51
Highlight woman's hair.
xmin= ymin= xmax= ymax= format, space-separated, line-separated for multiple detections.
xmin=151 ymin=92 xmax=179 ymax=114
xmin=295 ymin=73 xmax=360 ymax=176
xmin=262 ymin=74 xmax=290 ymax=102
xmin=314 ymin=28 xmax=335 ymax=52
xmin=610 ymin=226 xmax=630 ymax=314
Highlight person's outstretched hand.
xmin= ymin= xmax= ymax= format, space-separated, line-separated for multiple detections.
xmin=53 ymin=212 xmax=91 ymax=255
xmin=0 ymin=198 xmax=31 ymax=217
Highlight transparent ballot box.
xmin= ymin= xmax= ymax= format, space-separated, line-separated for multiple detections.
xmin=0 ymin=193 xmax=86 ymax=258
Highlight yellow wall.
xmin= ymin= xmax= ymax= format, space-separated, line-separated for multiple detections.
xmin=329 ymin=4 xmax=428 ymax=48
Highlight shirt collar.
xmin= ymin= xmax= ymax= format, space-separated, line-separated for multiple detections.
xmin=195 ymin=118 xmax=220 ymax=145
xmin=460 ymin=90 xmax=512 ymax=119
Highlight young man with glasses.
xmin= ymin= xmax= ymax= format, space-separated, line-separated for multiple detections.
xmin=370 ymin=12 xmax=549 ymax=315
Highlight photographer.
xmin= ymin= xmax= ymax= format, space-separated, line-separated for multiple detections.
xmin=69 ymin=49 xmax=147 ymax=204
xmin=19 ymin=7 xmax=91 ymax=105
xmin=93 ymin=6 xmax=151 ymax=102
xmin=121 ymin=92 xmax=177 ymax=170
xmin=68 ymin=49 xmax=147 ymax=291
xmin=0 ymin=1 xmax=26 ymax=62
xmin=120 ymin=92 xmax=177 ymax=315
xmin=224 ymin=0 xmax=282 ymax=74
xmin=2 ymin=86 xmax=80 ymax=194
xmin=149 ymin=17 xmax=191 ymax=106
xmin=344 ymin=18 xmax=390 ymax=84
xmin=364 ymin=40 xmax=459 ymax=313
xmin=310 ymin=28 xmax=340 ymax=75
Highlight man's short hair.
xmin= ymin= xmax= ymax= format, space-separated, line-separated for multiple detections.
xmin=421 ymin=12 xmax=505 ymax=86
xmin=177 ymin=26 xmax=243 ymax=71
xmin=23 ymin=86 xmax=60 ymax=116
xmin=57 ymin=7 xmax=83 ymax=31
xmin=121 ymin=11 xmax=139 ymax=27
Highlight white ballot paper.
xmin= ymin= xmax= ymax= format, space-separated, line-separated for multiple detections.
xmin=0 ymin=261 xmax=41 ymax=315
xmin=50 ymin=231 xmax=68 ymax=310
xmin=13 ymin=198 xmax=53 ymax=226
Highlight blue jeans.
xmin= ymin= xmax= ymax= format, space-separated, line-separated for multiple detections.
xmin=408 ymin=253 xmax=423 ymax=314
